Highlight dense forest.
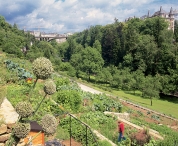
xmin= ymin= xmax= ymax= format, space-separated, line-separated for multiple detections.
xmin=1 ymin=15 xmax=178 ymax=105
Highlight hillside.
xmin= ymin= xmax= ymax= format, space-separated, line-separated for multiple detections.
xmin=1 ymin=15 xmax=178 ymax=146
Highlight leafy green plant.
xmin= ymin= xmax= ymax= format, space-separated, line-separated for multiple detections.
xmin=151 ymin=114 xmax=160 ymax=121
xmin=5 ymin=57 xmax=57 ymax=145
xmin=137 ymin=110 xmax=144 ymax=117
xmin=54 ymin=126 xmax=70 ymax=140
xmin=98 ymin=140 xmax=113 ymax=146
xmin=56 ymin=90 xmax=82 ymax=112
xmin=80 ymin=111 xmax=118 ymax=142
xmin=59 ymin=116 xmax=98 ymax=146
xmin=117 ymin=138 xmax=131 ymax=146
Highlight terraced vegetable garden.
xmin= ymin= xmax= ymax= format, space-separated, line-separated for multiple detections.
xmin=0 ymin=54 xmax=178 ymax=146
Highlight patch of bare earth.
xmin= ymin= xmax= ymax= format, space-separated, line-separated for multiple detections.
xmin=121 ymin=101 xmax=178 ymax=132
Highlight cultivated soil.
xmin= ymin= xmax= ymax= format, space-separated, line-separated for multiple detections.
xmin=78 ymin=83 xmax=178 ymax=132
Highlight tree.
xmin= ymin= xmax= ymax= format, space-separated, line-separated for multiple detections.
xmin=174 ymin=20 xmax=178 ymax=42
xmin=93 ymin=40 xmax=102 ymax=53
xmin=130 ymin=70 xmax=145 ymax=94
xmin=142 ymin=76 xmax=162 ymax=106
xmin=71 ymin=47 xmax=104 ymax=81
xmin=102 ymin=24 xmax=121 ymax=65
xmin=96 ymin=67 xmax=113 ymax=84
xmin=70 ymin=53 xmax=82 ymax=78
xmin=66 ymin=37 xmax=76 ymax=60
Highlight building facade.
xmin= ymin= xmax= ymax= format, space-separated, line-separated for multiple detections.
xmin=126 ymin=6 xmax=178 ymax=32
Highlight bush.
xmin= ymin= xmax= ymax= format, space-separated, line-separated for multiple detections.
xmin=56 ymin=90 xmax=82 ymax=112
xmin=130 ymin=129 xmax=151 ymax=146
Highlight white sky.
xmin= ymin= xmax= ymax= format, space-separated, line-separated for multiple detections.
xmin=0 ymin=0 xmax=178 ymax=34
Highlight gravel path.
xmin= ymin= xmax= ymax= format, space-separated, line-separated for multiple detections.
xmin=77 ymin=83 xmax=102 ymax=94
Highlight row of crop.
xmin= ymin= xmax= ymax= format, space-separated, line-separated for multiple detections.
xmin=79 ymin=111 xmax=118 ymax=143
xmin=130 ymin=115 xmax=178 ymax=146
xmin=4 ymin=59 xmax=33 ymax=80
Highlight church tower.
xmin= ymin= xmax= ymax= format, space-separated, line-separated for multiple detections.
xmin=169 ymin=7 xmax=174 ymax=32
xmin=159 ymin=6 xmax=164 ymax=17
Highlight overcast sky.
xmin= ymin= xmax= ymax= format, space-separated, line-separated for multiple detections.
xmin=0 ymin=0 xmax=178 ymax=34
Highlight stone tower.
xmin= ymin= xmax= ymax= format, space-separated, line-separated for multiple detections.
xmin=169 ymin=7 xmax=174 ymax=32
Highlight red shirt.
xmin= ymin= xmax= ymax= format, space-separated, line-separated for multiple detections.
xmin=118 ymin=122 xmax=124 ymax=134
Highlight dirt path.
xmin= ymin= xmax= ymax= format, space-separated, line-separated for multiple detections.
xmin=77 ymin=83 xmax=102 ymax=94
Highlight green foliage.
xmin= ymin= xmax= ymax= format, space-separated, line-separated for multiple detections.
xmin=174 ymin=20 xmax=178 ymax=42
xmin=151 ymin=114 xmax=160 ymax=121
xmin=58 ymin=62 xmax=76 ymax=77
xmin=91 ymin=94 xmax=122 ymax=112
xmin=56 ymin=90 xmax=82 ymax=112
xmin=98 ymin=140 xmax=112 ymax=146
xmin=117 ymin=138 xmax=131 ymax=146
xmin=59 ymin=116 xmax=98 ymax=146
xmin=54 ymin=76 xmax=70 ymax=90
xmin=144 ymin=139 xmax=157 ymax=146
xmin=70 ymin=46 xmax=104 ymax=80
xmin=55 ymin=125 xmax=70 ymax=140
xmin=4 ymin=59 xmax=33 ymax=80
xmin=80 ymin=111 xmax=118 ymax=142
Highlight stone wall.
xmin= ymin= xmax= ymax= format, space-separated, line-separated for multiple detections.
xmin=0 ymin=123 xmax=14 ymax=146
xmin=0 ymin=98 xmax=19 ymax=146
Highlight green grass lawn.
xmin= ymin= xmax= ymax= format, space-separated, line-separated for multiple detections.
xmin=112 ymin=90 xmax=178 ymax=119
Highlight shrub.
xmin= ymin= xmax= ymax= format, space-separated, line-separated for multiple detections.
xmin=56 ymin=90 xmax=82 ymax=112
xmin=130 ymin=129 xmax=151 ymax=146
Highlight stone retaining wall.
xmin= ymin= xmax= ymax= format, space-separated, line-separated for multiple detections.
xmin=0 ymin=123 xmax=14 ymax=146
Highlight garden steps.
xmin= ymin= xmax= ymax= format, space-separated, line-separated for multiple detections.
xmin=104 ymin=112 xmax=164 ymax=140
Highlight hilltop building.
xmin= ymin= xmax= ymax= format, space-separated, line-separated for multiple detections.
xmin=125 ymin=6 xmax=178 ymax=32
